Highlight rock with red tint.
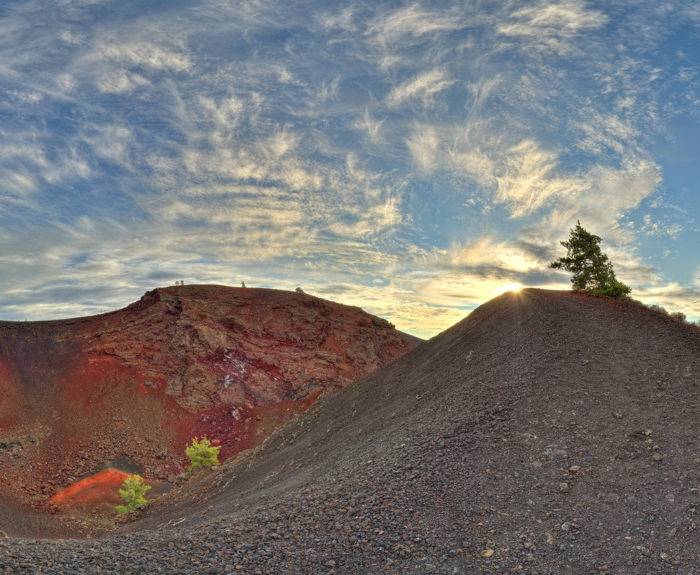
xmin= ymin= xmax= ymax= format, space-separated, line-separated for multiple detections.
xmin=0 ymin=285 xmax=418 ymax=508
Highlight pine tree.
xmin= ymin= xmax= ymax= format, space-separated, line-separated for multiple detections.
xmin=186 ymin=437 xmax=221 ymax=470
xmin=115 ymin=475 xmax=151 ymax=514
xmin=550 ymin=221 xmax=631 ymax=298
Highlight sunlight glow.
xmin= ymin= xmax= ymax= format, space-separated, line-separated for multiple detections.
xmin=501 ymin=283 xmax=523 ymax=294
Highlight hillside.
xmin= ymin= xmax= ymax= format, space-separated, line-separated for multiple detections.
xmin=1 ymin=289 xmax=698 ymax=574
xmin=0 ymin=285 xmax=417 ymax=516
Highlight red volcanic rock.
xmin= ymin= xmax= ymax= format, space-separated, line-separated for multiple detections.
xmin=50 ymin=468 xmax=132 ymax=511
xmin=0 ymin=285 xmax=417 ymax=509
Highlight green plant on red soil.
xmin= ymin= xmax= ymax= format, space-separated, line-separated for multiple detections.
xmin=115 ymin=475 xmax=151 ymax=514
xmin=550 ymin=221 xmax=631 ymax=298
xmin=186 ymin=437 xmax=221 ymax=470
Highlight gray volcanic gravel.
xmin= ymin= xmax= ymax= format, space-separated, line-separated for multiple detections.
xmin=1 ymin=289 xmax=698 ymax=574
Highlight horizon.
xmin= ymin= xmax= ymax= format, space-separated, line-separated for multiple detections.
xmin=0 ymin=282 xmax=691 ymax=339
xmin=1 ymin=1 xmax=698 ymax=338
xmin=0 ymin=280 xmax=532 ymax=331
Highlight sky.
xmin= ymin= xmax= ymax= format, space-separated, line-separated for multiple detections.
xmin=0 ymin=0 xmax=698 ymax=338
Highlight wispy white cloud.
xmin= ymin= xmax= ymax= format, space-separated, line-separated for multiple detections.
xmin=538 ymin=159 xmax=662 ymax=241
xmin=685 ymin=5 xmax=700 ymax=27
xmin=573 ymin=112 xmax=640 ymax=156
xmin=316 ymin=6 xmax=356 ymax=32
xmin=495 ymin=139 xmax=586 ymax=217
xmin=96 ymin=69 xmax=150 ymax=94
xmin=93 ymin=41 xmax=192 ymax=72
xmin=0 ymin=134 xmax=92 ymax=205
xmin=498 ymin=0 xmax=608 ymax=54
xmin=444 ymin=237 xmax=543 ymax=273
xmin=82 ymin=125 xmax=133 ymax=166
xmin=407 ymin=125 xmax=440 ymax=172
xmin=354 ymin=108 xmax=384 ymax=143
xmin=368 ymin=4 xmax=464 ymax=45
xmin=641 ymin=214 xmax=683 ymax=238
xmin=387 ymin=68 xmax=453 ymax=108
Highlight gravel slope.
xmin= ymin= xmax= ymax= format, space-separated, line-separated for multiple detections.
xmin=1 ymin=289 xmax=698 ymax=574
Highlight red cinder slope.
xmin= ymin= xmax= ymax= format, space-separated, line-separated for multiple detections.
xmin=0 ymin=285 xmax=418 ymax=508
xmin=49 ymin=468 xmax=132 ymax=510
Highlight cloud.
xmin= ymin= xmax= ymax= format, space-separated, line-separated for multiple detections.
xmin=369 ymin=4 xmax=464 ymax=44
xmin=495 ymin=139 xmax=586 ymax=217
xmin=538 ymin=159 xmax=662 ymax=241
xmin=0 ymin=169 xmax=38 ymax=200
xmin=444 ymin=238 xmax=544 ymax=274
xmin=447 ymin=148 xmax=495 ymax=188
xmin=0 ymin=135 xmax=92 ymax=206
xmin=443 ymin=133 xmax=588 ymax=217
xmin=262 ymin=130 xmax=299 ymax=160
xmin=573 ymin=112 xmax=640 ymax=156
xmin=318 ymin=76 xmax=340 ymax=101
xmin=82 ymin=125 xmax=133 ymax=166
xmin=466 ymin=76 xmax=502 ymax=114
xmin=96 ymin=69 xmax=149 ymax=94
xmin=59 ymin=30 xmax=83 ymax=46
xmin=354 ymin=108 xmax=384 ymax=143
xmin=641 ymin=214 xmax=683 ymax=238
xmin=317 ymin=7 xmax=356 ymax=32
xmin=685 ymin=5 xmax=700 ymax=27
xmin=498 ymin=0 xmax=608 ymax=54
xmin=387 ymin=68 xmax=454 ymax=108
xmin=94 ymin=41 xmax=192 ymax=72
xmin=328 ymin=196 xmax=403 ymax=239
xmin=407 ymin=125 xmax=440 ymax=172
xmin=196 ymin=95 xmax=245 ymax=131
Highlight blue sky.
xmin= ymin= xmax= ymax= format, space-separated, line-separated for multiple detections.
xmin=0 ymin=0 xmax=698 ymax=337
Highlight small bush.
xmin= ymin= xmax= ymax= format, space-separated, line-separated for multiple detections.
xmin=670 ymin=311 xmax=687 ymax=322
xmin=186 ymin=437 xmax=221 ymax=470
xmin=115 ymin=475 xmax=151 ymax=514
xmin=645 ymin=303 xmax=697 ymax=326
xmin=647 ymin=303 xmax=667 ymax=314
xmin=588 ymin=279 xmax=632 ymax=298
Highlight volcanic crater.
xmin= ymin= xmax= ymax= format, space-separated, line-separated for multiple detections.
xmin=0 ymin=285 xmax=417 ymax=534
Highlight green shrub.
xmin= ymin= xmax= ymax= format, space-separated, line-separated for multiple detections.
xmin=186 ymin=437 xmax=221 ymax=470
xmin=588 ymin=279 xmax=631 ymax=298
xmin=115 ymin=475 xmax=151 ymax=514
xmin=646 ymin=304 xmax=697 ymax=326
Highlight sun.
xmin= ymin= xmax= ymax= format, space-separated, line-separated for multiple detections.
xmin=501 ymin=282 xmax=523 ymax=294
